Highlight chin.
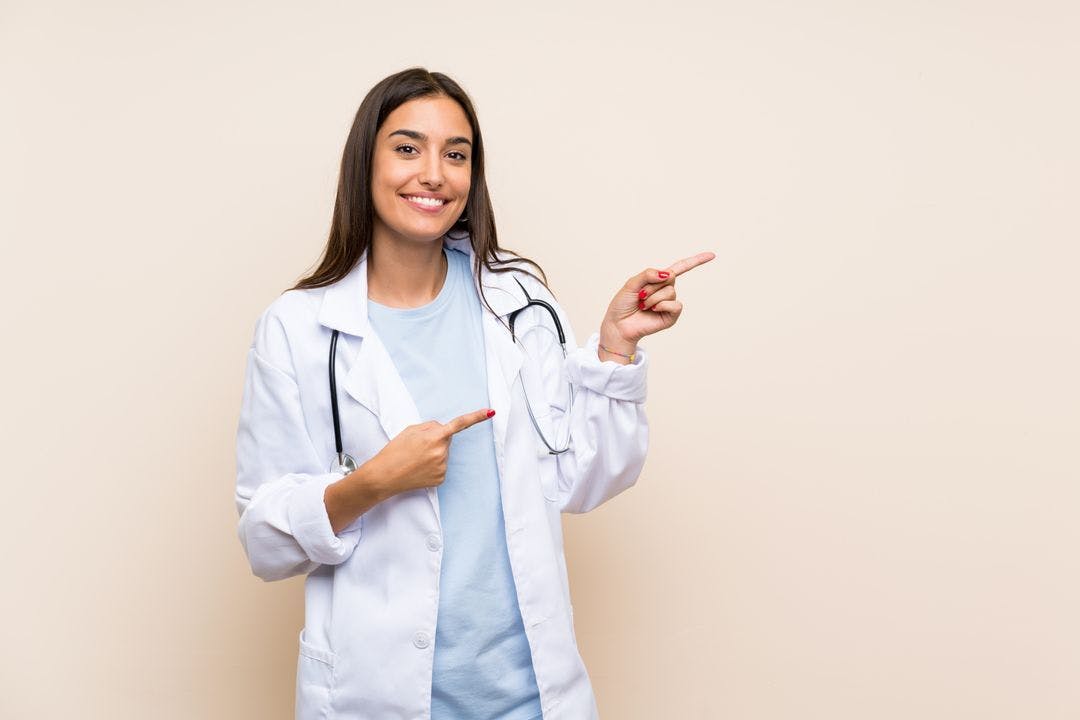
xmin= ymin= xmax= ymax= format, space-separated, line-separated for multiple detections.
xmin=399 ymin=225 xmax=452 ymax=244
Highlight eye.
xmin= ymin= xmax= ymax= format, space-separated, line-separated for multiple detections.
xmin=394 ymin=144 xmax=468 ymax=162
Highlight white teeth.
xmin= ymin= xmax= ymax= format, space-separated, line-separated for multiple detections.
xmin=404 ymin=195 xmax=446 ymax=207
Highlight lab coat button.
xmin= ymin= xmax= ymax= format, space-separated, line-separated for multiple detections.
xmin=425 ymin=534 xmax=442 ymax=551
xmin=413 ymin=631 xmax=431 ymax=649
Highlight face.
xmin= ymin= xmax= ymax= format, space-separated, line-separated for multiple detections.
xmin=370 ymin=96 xmax=473 ymax=246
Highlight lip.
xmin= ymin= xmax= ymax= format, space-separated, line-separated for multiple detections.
xmin=400 ymin=193 xmax=450 ymax=215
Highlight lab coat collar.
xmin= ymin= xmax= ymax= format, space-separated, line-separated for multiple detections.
xmin=316 ymin=231 xmax=531 ymax=337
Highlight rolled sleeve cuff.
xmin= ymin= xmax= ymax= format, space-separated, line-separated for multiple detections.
xmin=565 ymin=331 xmax=649 ymax=403
xmin=285 ymin=472 xmax=362 ymax=565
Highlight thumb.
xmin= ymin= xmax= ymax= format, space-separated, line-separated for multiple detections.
xmin=627 ymin=266 xmax=672 ymax=290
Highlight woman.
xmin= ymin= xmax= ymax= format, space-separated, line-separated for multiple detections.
xmin=235 ymin=67 xmax=713 ymax=720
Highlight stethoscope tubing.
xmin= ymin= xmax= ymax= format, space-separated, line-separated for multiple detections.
xmin=328 ymin=329 xmax=357 ymax=473
xmin=509 ymin=279 xmax=574 ymax=455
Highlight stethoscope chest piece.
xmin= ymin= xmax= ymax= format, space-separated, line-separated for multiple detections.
xmin=333 ymin=452 xmax=358 ymax=475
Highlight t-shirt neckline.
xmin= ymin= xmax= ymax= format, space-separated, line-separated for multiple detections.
xmin=367 ymin=246 xmax=458 ymax=320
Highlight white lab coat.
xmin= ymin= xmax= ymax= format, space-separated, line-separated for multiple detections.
xmin=235 ymin=232 xmax=649 ymax=719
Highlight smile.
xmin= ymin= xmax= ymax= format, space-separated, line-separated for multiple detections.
xmin=401 ymin=194 xmax=448 ymax=212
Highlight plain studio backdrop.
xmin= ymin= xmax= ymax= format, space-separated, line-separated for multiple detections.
xmin=1 ymin=1 xmax=1077 ymax=718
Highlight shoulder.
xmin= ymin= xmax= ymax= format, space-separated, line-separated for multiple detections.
xmin=248 ymin=287 xmax=324 ymax=378
xmin=487 ymin=248 xmax=559 ymax=305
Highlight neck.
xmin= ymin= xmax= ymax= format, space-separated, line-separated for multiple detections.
xmin=366 ymin=230 xmax=448 ymax=309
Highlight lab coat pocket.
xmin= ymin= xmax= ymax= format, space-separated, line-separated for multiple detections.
xmin=296 ymin=628 xmax=336 ymax=720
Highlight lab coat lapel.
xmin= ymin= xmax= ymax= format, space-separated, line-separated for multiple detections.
xmin=340 ymin=329 xmax=420 ymax=444
xmin=458 ymin=236 xmax=532 ymax=452
xmin=442 ymin=233 xmax=532 ymax=455
xmin=316 ymin=249 xmax=421 ymax=451
xmin=482 ymin=309 xmax=521 ymax=453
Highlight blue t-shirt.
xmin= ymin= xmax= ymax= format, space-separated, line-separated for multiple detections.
xmin=367 ymin=246 xmax=544 ymax=720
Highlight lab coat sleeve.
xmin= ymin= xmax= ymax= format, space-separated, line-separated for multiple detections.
xmin=527 ymin=283 xmax=650 ymax=514
xmin=234 ymin=309 xmax=362 ymax=582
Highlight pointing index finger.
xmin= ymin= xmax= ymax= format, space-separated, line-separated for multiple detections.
xmin=445 ymin=408 xmax=496 ymax=435
xmin=664 ymin=251 xmax=716 ymax=278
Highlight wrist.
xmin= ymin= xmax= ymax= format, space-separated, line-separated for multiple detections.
xmin=598 ymin=324 xmax=638 ymax=365
xmin=326 ymin=458 xmax=393 ymax=533
xmin=348 ymin=457 xmax=394 ymax=504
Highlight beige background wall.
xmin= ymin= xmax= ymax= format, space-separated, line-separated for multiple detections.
xmin=2 ymin=1 xmax=1078 ymax=718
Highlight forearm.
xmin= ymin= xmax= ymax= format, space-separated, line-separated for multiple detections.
xmin=325 ymin=459 xmax=393 ymax=534
xmin=237 ymin=471 xmax=363 ymax=581
xmin=556 ymin=350 xmax=650 ymax=513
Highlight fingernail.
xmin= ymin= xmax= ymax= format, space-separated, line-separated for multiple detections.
xmin=638 ymin=290 xmax=647 ymax=299
xmin=486 ymin=409 xmax=496 ymax=418
xmin=638 ymin=301 xmax=644 ymax=310
xmin=658 ymin=271 xmax=670 ymax=279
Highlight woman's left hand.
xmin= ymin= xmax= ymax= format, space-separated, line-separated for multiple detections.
xmin=601 ymin=251 xmax=716 ymax=346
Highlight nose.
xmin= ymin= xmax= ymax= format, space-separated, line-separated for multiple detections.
xmin=418 ymin=153 xmax=444 ymax=188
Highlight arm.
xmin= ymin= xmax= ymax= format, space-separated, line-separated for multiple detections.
xmin=526 ymin=252 xmax=714 ymax=513
xmin=523 ymin=284 xmax=650 ymax=514
xmin=234 ymin=310 xmax=365 ymax=582
xmin=325 ymin=463 xmax=390 ymax=534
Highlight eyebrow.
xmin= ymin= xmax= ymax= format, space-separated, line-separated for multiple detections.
xmin=387 ymin=128 xmax=472 ymax=147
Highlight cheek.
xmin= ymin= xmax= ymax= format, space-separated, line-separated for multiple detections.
xmin=454 ymin=172 xmax=472 ymax=198
xmin=370 ymin=176 xmax=394 ymax=208
xmin=373 ymin=163 xmax=405 ymax=192
xmin=371 ymin=170 xmax=409 ymax=211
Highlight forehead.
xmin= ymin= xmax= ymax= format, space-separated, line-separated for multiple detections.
xmin=381 ymin=97 xmax=472 ymax=141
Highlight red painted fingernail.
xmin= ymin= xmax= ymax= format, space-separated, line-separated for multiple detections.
xmin=639 ymin=290 xmax=647 ymax=299
xmin=638 ymin=301 xmax=644 ymax=310
xmin=658 ymin=271 xmax=670 ymax=279
xmin=486 ymin=409 xmax=496 ymax=418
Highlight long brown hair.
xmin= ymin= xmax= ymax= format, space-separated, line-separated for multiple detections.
xmin=289 ymin=67 xmax=551 ymax=327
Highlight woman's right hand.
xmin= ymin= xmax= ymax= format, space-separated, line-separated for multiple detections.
xmin=368 ymin=408 xmax=496 ymax=497
xmin=326 ymin=408 xmax=495 ymax=533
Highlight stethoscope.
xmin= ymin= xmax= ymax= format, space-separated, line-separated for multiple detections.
xmin=329 ymin=277 xmax=574 ymax=475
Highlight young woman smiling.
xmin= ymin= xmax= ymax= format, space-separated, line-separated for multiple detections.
xmin=235 ymin=67 xmax=713 ymax=720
